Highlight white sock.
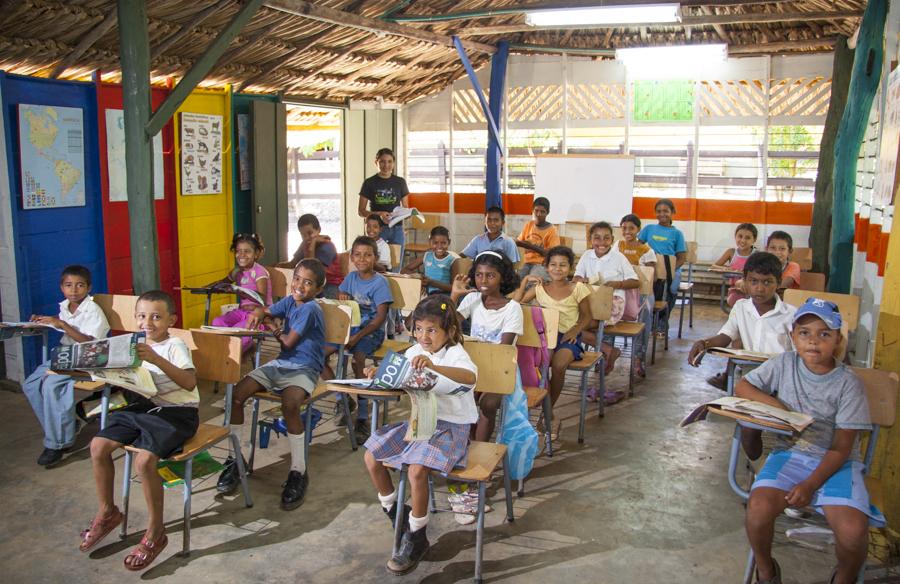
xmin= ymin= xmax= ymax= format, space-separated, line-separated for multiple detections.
xmin=288 ymin=432 xmax=306 ymax=473
xmin=408 ymin=513 xmax=429 ymax=533
xmin=378 ymin=490 xmax=398 ymax=511
xmin=230 ymin=423 xmax=249 ymax=456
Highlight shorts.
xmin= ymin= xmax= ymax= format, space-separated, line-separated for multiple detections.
xmin=247 ymin=362 xmax=318 ymax=395
xmin=752 ymin=449 xmax=886 ymax=526
xmin=329 ymin=326 xmax=384 ymax=356
xmin=96 ymin=397 xmax=199 ymax=459
xmin=555 ymin=331 xmax=584 ymax=361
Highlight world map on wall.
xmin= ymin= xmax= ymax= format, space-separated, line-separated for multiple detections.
xmin=18 ymin=104 xmax=86 ymax=209
xmin=105 ymin=109 xmax=165 ymax=202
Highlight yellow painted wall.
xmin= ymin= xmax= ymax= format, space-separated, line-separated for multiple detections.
xmin=174 ymin=89 xmax=234 ymax=328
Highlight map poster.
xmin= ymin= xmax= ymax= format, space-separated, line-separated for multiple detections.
xmin=180 ymin=112 xmax=222 ymax=195
xmin=105 ymin=109 xmax=165 ymax=202
xmin=873 ymin=67 xmax=900 ymax=208
xmin=237 ymin=113 xmax=251 ymax=191
xmin=18 ymin=104 xmax=86 ymax=209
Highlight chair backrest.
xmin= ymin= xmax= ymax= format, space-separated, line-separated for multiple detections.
xmin=559 ymin=235 xmax=573 ymax=248
xmin=783 ymin=289 xmax=860 ymax=332
xmin=419 ymin=213 xmax=441 ymax=233
xmin=685 ymin=241 xmax=698 ymax=264
xmin=583 ymin=223 xmax=622 ymax=247
xmin=464 ymin=342 xmax=518 ymax=395
xmin=793 ymin=247 xmax=813 ymax=271
xmin=654 ymin=254 xmax=677 ymax=281
xmin=266 ymin=266 xmax=295 ymax=299
xmin=171 ymin=328 xmax=242 ymax=385
xmin=451 ymin=257 xmax=473 ymax=281
xmin=338 ymin=251 xmax=350 ymax=276
xmin=320 ymin=301 xmax=352 ymax=344
xmin=588 ymin=284 xmax=614 ymax=321
xmin=850 ymin=367 xmax=898 ymax=428
xmin=637 ymin=265 xmax=655 ymax=295
xmin=389 ymin=243 xmax=402 ymax=268
xmin=518 ymin=305 xmax=560 ymax=350
xmin=93 ymin=293 xmax=140 ymax=332
xmin=797 ymin=271 xmax=826 ymax=292
xmin=384 ymin=274 xmax=422 ymax=311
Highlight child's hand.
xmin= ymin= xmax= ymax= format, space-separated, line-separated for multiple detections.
xmin=338 ymin=292 xmax=351 ymax=301
xmin=364 ymin=366 xmax=377 ymax=379
xmin=246 ymin=307 xmax=265 ymax=329
xmin=136 ymin=343 xmax=161 ymax=366
xmin=785 ymin=481 xmax=815 ymax=508
xmin=378 ymin=211 xmax=391 ymax=224
xmin=451 ymin=274 xmax=473 ymax=296
xmin=411 ymin=355 xmax=433 ymax=370
xmin=345 ymin=333 xmax=360 ymax=351
xmin=687 ymin=340 xmax=707 ymax=367
xmin=521 ymin=275 xmax=542 ymax=288
xmin=32 ymin=315 xmax=63 ymax=328
xmin=560 ymin=329 xmax=579 ymax=345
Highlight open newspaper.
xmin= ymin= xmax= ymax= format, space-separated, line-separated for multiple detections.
xmin=680 ymin=396 xmax=813 ymax=433
xmin=704 ymin=346 xmax=775 ymax=363
xmin=50 ymin=333 xmax=158 ymax=400
xmin=387 ymin=206 xmax=425 ymax=228
xmin=708 ymin=265 xmax=743 ymax=274
xmin=0 ymin=321 xmax=64 ymax=332
xmin=330 ymin=350 xmax=472 ymax=441
xmin=207 ymin=282 xmax=266 ymax=306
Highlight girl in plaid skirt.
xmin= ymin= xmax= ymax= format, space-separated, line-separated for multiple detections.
xmin=363 ymin=294 xmax=478 ymax=576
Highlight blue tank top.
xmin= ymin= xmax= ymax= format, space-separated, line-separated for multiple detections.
xmin=424 ymin=251 xmax=456 ymax=293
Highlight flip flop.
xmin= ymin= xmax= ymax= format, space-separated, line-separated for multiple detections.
xmin=79 ymin=507 xmax=123 ymax=552
xmin=124 ymin=533 xmax=168 ymax=571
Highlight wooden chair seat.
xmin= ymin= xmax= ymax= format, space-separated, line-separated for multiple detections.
xmin=446 ymin=441 xmax=508 ymax=482
xmin=404 ymin=242 xmax=430 ymax=253
xmin=373 ymin=338 xmax=414 ymax=360
xmin=523 ymin=385 xmax=548 ymax=409
xmin=604 ymin=322 xmax=645 ymax=337
xmin=125 ymin=423 xmax=229 ymax=462
xmin=568 ymin=351 xmax=602 ymax=371
xmin=678 ymin=282 xmax=694 ymax=291
xmin=654 ymin=300 xmax=667 ymax=310
xmin=75 ymin=379 xmax=106 ymax=391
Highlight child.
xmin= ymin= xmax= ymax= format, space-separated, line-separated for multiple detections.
xmin=574 ymin=221 xmax=640 ymax=375
xmin=515 ymin=196 xmax=560 ymax=280
xmin=618 ymin=214 xmax=655 ymax=377
xmin=713 ymin=223 xmax=758 ymax=307
xmin=363 ymin=294 xmax=478 ymax=575
xmin=737 ymin=298 xmax=881 ymax=584
xmin=688 ymin=252 xmax=796 ymax=392
xmin=326 ymin=236 xmax=393 ymax=443
xmin=81 ymin=291 xmax=198 ymax=571
xmin=402 ymin=226 xmax=458 ymax=294
xmin=289 ymin=213 xmax=344 ymax=298
xmin=216 ymin=259 xmax=326 ymax=509
xmin=766 ymin=230 xmax=801 ymax=290
xmin=210 ymin=233 xmax=273 ymax=352
xmin=512 ymin=246 xmax=593 ymax=421
xmin=638 ymin=198 xmax=687 ymax=316
xmin=461 ymin=206 xmax=520 ymax=263
xmin=23 ymin=265 xmax=110 ymax=467
xmin=364 ymin=214 xmax=392 ymax=272
xmin=618 ymin=214 xmax=656 ymax=268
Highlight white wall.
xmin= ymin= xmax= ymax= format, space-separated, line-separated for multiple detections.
xmin=0 ymin=83 xmax=23 ymax=382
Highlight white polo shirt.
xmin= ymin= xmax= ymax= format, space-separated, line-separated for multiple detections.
xmin=58 ymin=295 xmax=110 ymax=345
xmin=718 ymin=296 xmax=797 ymax=353
xmin=574 ymin=248 xmax=637 ymax=301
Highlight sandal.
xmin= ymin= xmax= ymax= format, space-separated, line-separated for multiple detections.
xmin=585 ymin=387 xmax=600 ymax=402
xmin=124 ymin=533 xmax=168 ymax=571
xmin=79 ymin=507 xmax=123 ymax=552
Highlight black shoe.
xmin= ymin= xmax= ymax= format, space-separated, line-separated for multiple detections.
xmin=280 ymin=470 xmax=309 ymax=510
xmin=216 ymin=455 xmax=246 ymax=494
xmin=707 ymin=372 xmax=728 ymax=391
xmin=386 ymin=526 xmax=430 ymax=575
xmin=354 ymin=419 xmax=371 ymax=444
xmin=335 ymin=398 xmax=357 ymax=427
xmin=37 ymin=447 xmax=65 ymax=467
xmin=384 ymin=502 xmax=411 ymax=530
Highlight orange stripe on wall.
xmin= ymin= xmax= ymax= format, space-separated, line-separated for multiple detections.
xmin=857 ymin=215 xmax=870 ymax=252
xmin=879 ymin=232 xmax=890 ymax=276
xmin=867 ymin=220 xmax=882 ymax=267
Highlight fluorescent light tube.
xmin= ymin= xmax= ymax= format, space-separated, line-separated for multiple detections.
xmin=525 ymin=4 xmax=681 ymax=27
xmin=616 ymin=44 xmax=728 ymax=71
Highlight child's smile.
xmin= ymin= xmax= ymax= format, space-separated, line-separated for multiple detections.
xmin=352 ymin=245 xmax=377 ymax=274
xmin=591 ymin=230 xmax=614 ymax=256
xmin=735 ymin=229 xmax=756 ymax=254
xmin=621 ymin=222 xmax=639 ymax=242
xmin=656 ymin=205 xmax=673 ymax=226
xmin=234 ymin=241 xmax=256 ymax=269
xmin=431 ymin=235 xmax=449 ymax=259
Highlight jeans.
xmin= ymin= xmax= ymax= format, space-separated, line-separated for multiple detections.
xmin=23 ymin=361 xmax=78 ymax=449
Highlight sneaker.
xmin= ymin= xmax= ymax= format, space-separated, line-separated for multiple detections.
xmin=334 ymin=398 xmax=356 ymax=427
xmin=280 ymin=470 xmax=309 ymax=510
xmin=354 ymin=418 xmax=371 ymax=444
xmin=216 ymin=455 xmax=247 ymax=494
xmin=37 ymin=447 xmax=65 ymax=467
xmin=448 ymin=492 xmax=476 ymax=525
xmin=386 ymin=526 xmax=430 ymax=575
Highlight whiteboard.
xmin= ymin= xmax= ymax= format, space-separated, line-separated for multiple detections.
xmin=534 ymin=155 xmax=635 ymax=223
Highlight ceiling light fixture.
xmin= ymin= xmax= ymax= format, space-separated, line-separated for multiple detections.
xmin=525 ymin=3 xmax=681 ymax=27
xmin=615 ymin=43 xmax=728 ymax=77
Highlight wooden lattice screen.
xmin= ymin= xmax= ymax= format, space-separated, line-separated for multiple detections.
xmin=769 ymin=77 xmax=831 ymax=117
xmin=567 ymin=84 xmax=627 ymax=120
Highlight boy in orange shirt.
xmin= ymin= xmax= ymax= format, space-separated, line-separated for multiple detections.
xmin=516 ymin=197 xmax=560 ymax=281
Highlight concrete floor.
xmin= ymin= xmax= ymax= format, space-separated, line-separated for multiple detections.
xmin=0 ymin=304 xmax=878 ymax=583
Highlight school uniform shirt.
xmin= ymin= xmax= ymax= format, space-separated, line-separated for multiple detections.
xmin=144 ymin=336 xmax=199 ymax=407
xmin=573 ymin=248 xmax=637 ymax=301
xmin=339 ymin=271 xmax=393 ymax=328
xmin=518 ymin=221 xmax=560 ymax=265
xmin=461 ymin=231 xmax=520 ymax=263
xmin=456 ymin=294 xmax=524 ymax=344
xmin=718 ymin=295 xmax=797 ymax=353
xmin=59 ymin=295 xmax=110 ymax=345
xmin=781 ymin=261 xmax=802 ymax=289
xmin=267 ymin=296 xmax=326 ymax=376
xmin=424 ymin=250 xmax=459 ymax=293
xmin=360 ymin=174 xmax=409 ymax=213
xmin=348 ymin=238 xmax=392 ymax=272
xmin=404 ymin=343 xmax=478 ymax=424
xmin=617 ymin=239 xmax=656 ymax=266
xmin=535 ymin=283 xmax=592 ymax=333
xmin=638 ymin=224 xmax=687 ymax=257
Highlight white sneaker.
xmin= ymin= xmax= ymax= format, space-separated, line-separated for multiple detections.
xmin=448 ymin=492 xmax=476 ymax=525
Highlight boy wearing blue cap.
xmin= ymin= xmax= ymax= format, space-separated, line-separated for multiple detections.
xmin=735 ymin=298 xmax=882 ymax=584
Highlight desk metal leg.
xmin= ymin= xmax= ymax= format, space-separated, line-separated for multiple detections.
xmin=727 ymin=424 xmax=751 ymax=500
xmin=41 ymin=330 xmax=49 ymax=363
xmin=726 ymin=360 xmax=737 ymax=396
xmin=719 ymin=281 xmax=728 ymax=314
xmin=203 ymin=293 xmax=212 ymax=326
xmin=100 ymin=386 xmax=111 ymax=430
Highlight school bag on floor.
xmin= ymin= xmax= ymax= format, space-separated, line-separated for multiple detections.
xmin=497 ymin=370 xmax=539 ymax=481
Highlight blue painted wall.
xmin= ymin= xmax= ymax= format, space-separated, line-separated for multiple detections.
xmin=1 ymin=72 xmax=107 ymax=372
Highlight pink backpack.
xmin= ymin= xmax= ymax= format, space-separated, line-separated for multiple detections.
xmin=517 ymin=305 xmax=550 ymax=388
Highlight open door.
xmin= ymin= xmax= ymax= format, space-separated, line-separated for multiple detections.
xmin=250 ymin=100 xmax=288 ymax=261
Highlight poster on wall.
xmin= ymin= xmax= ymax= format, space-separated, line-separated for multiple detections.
xmin=632 ymin=80 xmax=695 ymax=122
xmin=179 ymin=112 xmax=222 ymax=195
xmin=873 ymin=67 xmax=900 ymax=208
xmin=18 ymin=104 xmax=86 ymax=209
xmin=237 ymin=113 xmax=251 ymax=190
xmin=105 ymin=109 xmax=165 ymax=202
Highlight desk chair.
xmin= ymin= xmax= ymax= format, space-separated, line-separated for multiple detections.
xmin=403 ymin=213 xmax=440 ymax=264
xmin=796 ymin=271 xmax=826 ymax=292
xmin=451 ymin=257 xmax=473 ymax=281
xmin=265 ymin=266 xmax=295 ymax=300
xmin=119 ymin=328 xmax=252 ymax=556
xmin=374 ymin=274 xmax=421 ymax=360
xmin=783 ymin=289 xmax=859 ymax=333
xmin=676 ymin=241 xmax=698 ymax=338
xmin=393 ymin=343 xmax=517 ymax=584
xmin=792 ymin=247 xmax=813 ymax=271
xmin=603 ymin=267 xmax=652 ymax=397
xmin=517 ymin=306 xmax=559 ymax=456
xmin=650 ymin=255 xmax=677 ymax=364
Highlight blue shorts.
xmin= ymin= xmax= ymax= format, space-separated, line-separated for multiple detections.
xmin=752 ymin=449 xmax=885 ymax=526
xmin=555 ymin=332 xmax=583 ymax=361
xmin=328 ymin=326 xmax=385 ymax=356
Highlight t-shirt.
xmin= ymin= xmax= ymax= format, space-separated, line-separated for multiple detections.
xmin=744 ymin=352 xmax=871 ymax=460
xmin=638 ymin=224 xmax=687 ymax=257
xmin=781 ymin=261 xmax=802 ymax=289
xmin=291 ymin=237 xmax=338 ymax=269
xmin=360 ymin=174 xmax=409 ymax=213
xmin=339 ymin=271 xmax=393 ymax=327
xmin=617 ymin=239 xmax=656 ymax=266
xmin=462 ymin=232 xmax=520 ymax=263
xmin=718 ymin=295 xmax=796 ymax=353
xmin=456 ymin=294 xmax=523 ymax=344
xmin=143 ymin=336 xmax=199 ymax=407
xmin=267 ymin=296 xmax=325 ymax=375
xmin=535 ymin=282 xmax=592 ymax=333
xmin=235 ymin=262 xmax=272 ymax=307
xmin=424 ymin=251 xmax=459 ymax=293
xmin=518 ymin=221 xmax=560 ymax=265
xmin=573 ymin=248 xmax=637 ymax=301
xmin=58 ymin=295 xmax=110 ymax=346
xmin=404 ymin=343 xmax=478 ymax=425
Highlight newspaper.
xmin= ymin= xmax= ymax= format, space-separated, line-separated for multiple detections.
xmin=86 ymin=368 xmax=158 ymax=400
xmin=387 ymin=206 xmax=425 ymax=228
xmin=680 ymin=396 xmax=813 ymax=433
xmin=208 ymin=281 xmax=266 ymax=306
xmin=703 ymin=346 xmax=775 ymax=363
xmin=0 ymin=321 xmax=64 ymax=332
xmin=51 ymin=333 xmax=143 ymax=370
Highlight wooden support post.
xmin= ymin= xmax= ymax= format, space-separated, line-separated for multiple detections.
xmin=117 ymin=0 xmax=159 ymax=292
xmin=809 ymin=37 xmax=853 ymax=276
xmin=829 ymin=0 xmax=887 ymax=292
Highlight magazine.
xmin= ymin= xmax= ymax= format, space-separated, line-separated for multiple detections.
xmin=207 ymin=282 xmax=266 ymax=306
xmin=708 ymin=265 xmax=743 ymax=274
xmin=680 ymin=396 xmax=813 ymax=433
xmin=704 ymin=346 xmax=775 ymax=363
xmin=387 ymin=206 xmax=425 ymax=228
xmin=0 ymin=321 xmax=64 ymax=333
xmin=51 ymin=333 xmax=143 ymax=370
xmin=86 ymin=368 xmax=158 ymax=399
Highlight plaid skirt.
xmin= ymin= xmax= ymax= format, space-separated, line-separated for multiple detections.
xmin=364 ymin=419 xmax=470 ymax=475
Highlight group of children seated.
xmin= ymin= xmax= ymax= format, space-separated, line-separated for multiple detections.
xmin=18 ymin=195 xmax=881 ymax=583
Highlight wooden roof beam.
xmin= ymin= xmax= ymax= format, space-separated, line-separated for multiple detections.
xmin=150 ymin=0 xmax=233 ymax=60
xmin=48 ymin=9 xmax=118 ymax=78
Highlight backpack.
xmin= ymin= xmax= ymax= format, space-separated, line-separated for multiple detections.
xmin=516 ymin=305 xmax=550 ymax=388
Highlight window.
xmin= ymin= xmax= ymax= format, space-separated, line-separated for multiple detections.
xmin=406 ymin=130 xmax=450 ymax=193
xmin=697 ymin=125 xmax=766 ymax=200
xmin=765 ymin=125 xmax=822 ymax=202
xmin=629 ymin=125 xmax=694 ymax=199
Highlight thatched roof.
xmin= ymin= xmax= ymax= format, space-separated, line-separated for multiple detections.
xmin=0 ymin=1 xmax=863 ymax=105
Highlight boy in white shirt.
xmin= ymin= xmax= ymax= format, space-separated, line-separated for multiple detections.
xmin=23 ymin=265 xmax=110 ymax=467
xmin=366 ymin=214 xmax=392 ymax=272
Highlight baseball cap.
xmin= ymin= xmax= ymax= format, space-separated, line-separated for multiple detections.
xmin=792 ymin=297 xmax=842 ymax=330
